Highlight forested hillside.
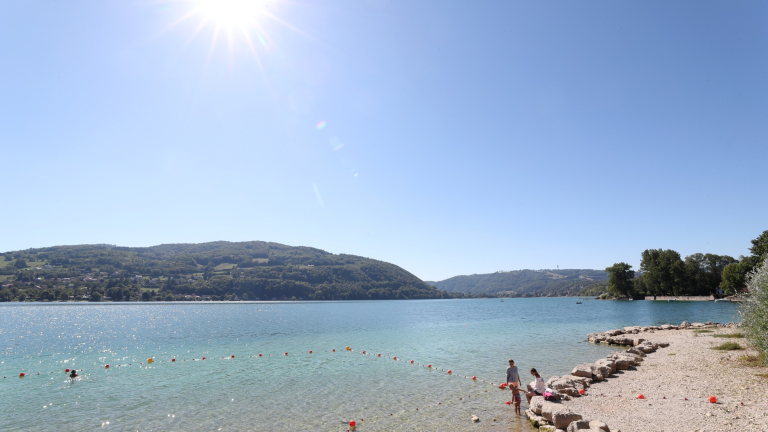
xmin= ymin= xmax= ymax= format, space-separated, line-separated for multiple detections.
xmin=0 ymin=242 xmax=453 ymax=301
xmin=426 ymin=269 xmax=608 ymax=297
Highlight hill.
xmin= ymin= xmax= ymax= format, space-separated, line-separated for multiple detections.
xmin=426 ymin=269 xmax=608 ymax=297
xmin=0 ymin=241 xmax=452 ymax=301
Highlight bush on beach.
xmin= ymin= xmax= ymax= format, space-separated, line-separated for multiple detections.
xmin=738 ymin=256 xmax=768 ymax=363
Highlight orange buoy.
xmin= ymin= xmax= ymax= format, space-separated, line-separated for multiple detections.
xmin=579 ymin=389 xmax=585 ymax=395
xmin=638 ymin=394 xmax=644 ymax=399
xmin=19 ymin=373 xmax=25 ymax=377
xmin=709 ymin=395 xmax=717 ymax=403
xmin=472 ymin=376 xmax=476 ymax=380
xmin=346 ymin=346 xmax=351 ymax=351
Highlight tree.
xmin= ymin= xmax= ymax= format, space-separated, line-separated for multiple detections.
xmin=738 ymin=256 xmax=768 ymax=362
xmin=721 ymin=262 xmax=748 ymax=295
xmin=142 ymin=291 xmax=151 ymax=301
xmin=750 ymin=230 xmax=768 ymax=260
xmin=640 ymin=249 xmax=686 ymax=296
xmin=13 ymin=259 xmax=27 ymax=269
xmin=605 ymin=263 xmax=635 ymax=298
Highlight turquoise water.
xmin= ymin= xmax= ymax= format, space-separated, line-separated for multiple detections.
xmin=0 ymin=298 xmax=738 ymax=431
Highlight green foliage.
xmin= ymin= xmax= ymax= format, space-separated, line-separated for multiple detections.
xmin=0 ymin=241 xmax=451 ymax=301
xmin=429 ymin=269 xmax=608 ymax=296
xmin=640 ymin=249 xmax=686 ymax=296
xmin=739 ymin=256 xmax=768 ymax=359
xmin=13 ymin=259 xmax=27 ymax=269
xmin=683 ymin=253 xmax=736 ymax=295
xmin=605 ymin=262 xmax=634 ymax=298
xmin=712 ymin=342 xmax=744 ymax=351
xmin=750 ymin=230 xmax=768 ymax=260
xmin=578 ymin=283 xmax=608 ymax=297
xmin=712 ymin=332 xmax=744 ymax=338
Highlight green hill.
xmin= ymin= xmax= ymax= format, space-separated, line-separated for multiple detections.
xmin=0 ymin=241 xmax=452 ymax=301
xmin=426 ymin=269 xmax=608 ymax=297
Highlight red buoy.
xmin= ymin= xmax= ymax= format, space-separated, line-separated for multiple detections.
xmin=285 ymin=353 xmax=288 ymax=356
xmin=232 ymin=355 xmax=235 ymax=358
xmin=202 ymin=357 xmax=206 ymax=360
xmin=19 ymin=373 xmax=25 ymax=377
xmin=259 ymin=354 xmax=262 ymax=357
xmin=410 ymin=360 xmax=414 ymax=363
xmin=505 ymin=401 xmax=511 ymax=405
xmin=362 ymin=351 xmax=365 ymax=354
xmin=378 ymin=353 xmax=381 ymax=357
xmin=105 ymin=364 xmax=109 ymax=368
xmin=349 ymin=420 xmax=356 ymax=427
xmin=579 ymin=389 xmax=585 ymax=395
xmin=65 ymin=369 xmax=70 ymax=372
xmin=428 ymin=364 xmax=432 ymax=368
xmin=472 ymin=376 xmax=476 ymax=380
xmin=309 ymin=351 xmax=312 ymax=354
xmin=709 ymin=395 xmax=717 ymax=403
xmin=447 ymin=370 xmax=452 ymax=374
xmin=333 ymin=349 xmax=335 ymax=352
xmin=393 ymin=357 xmax=397 ymax=360
xmin=638 ymin=394 xmax=644 ymax=399
xmin=172 ymin=358 xmax=176 ymax=362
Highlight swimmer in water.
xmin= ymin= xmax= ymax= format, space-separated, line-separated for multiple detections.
xmin=69 ymin=369 xmax=78 ymax=379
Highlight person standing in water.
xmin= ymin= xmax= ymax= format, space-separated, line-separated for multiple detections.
xmin=506 ymin=359 xmax=522 ymax=389
xmin=69 ymin=369 xmax=78 ymax=379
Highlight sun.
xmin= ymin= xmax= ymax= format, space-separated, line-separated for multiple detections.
xmin=194 ymin=0 xmax=266 ymax=28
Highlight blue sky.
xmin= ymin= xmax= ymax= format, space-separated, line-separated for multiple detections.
xmin=1 ymin=0 xmax=766 ymax=281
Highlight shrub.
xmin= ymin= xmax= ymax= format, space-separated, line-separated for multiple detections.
xmin=712 ymin=332 xmax=745 ymax=338
xmin=739 ymin=256 xmax=768 ymax=361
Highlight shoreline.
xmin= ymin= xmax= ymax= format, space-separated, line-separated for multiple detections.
xmin=525 ymin=322 xmax=768 ymax=432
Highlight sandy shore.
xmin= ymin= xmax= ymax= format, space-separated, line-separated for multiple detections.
xmin=559 ymin=327 xmax=768 ymax=432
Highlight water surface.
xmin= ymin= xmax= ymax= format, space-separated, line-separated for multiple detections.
xmin=0 ymin=298 xmax=738 ymax=431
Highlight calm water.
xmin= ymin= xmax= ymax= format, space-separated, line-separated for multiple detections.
xmin=0 ymin=298 xmax=738 ymax=432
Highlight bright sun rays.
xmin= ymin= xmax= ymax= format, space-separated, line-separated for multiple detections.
xmin=162 ymin=0 xmax=302 ymax=75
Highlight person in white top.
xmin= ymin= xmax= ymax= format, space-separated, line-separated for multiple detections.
xmin=526 ymin=368 xmax=546 ymax=404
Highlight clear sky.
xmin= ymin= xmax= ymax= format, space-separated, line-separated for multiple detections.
xmin=1 ymin=0 xmax=766 ymax=281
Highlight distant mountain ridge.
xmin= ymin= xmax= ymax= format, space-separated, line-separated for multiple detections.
xmin=0 ymin=241 xmax=452 ymax=301
xmin=426 ymin=269 xmax=608 ymax=297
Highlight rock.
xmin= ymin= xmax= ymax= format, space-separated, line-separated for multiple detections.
xmin=626 ymin=347 xmax=646 ymax=356
xmin=606 ymin=329 xmax=623 ymax=336
xmin=589 ymin=420 xmax=610 ymax=431
xmin=471 ymin=415 xmax=479 ymax=422
xmin=623 ymin=326 xmax=640 ymax=332
xmin=567 ymin=420 xmax=591 ymax=431
xmin=680 ymin=321 xmax=691 ymax=328
xmin=552 ymin=409 xmax=582 ymax=429
xmin=692 ymin=322 xmax=707 ymax=328
xmin=571 ymin=364 xmax=594 ymax=378
xmin=526 ymin=409 xmax=547 ymax=428
xmin=613 ymin=359 xmax=632 ymax=370
xmin=592 ymin=373 xmax=604 ymax=382
xmin=658 ymin=342 xmax=670 ymax=348
xmin=540 ymin=401 xmax=563 ymax=421
xmin=631 ymin=337 xmax=646 ymax=346
xmin=594 ymin=359 xmax=615 ymax=374
xmin=661 ymin=324 xmax=673 ymax=330
xmin=530 ymin=396 xmax=545 ymax=414
xmin=636 ymin=345 xmax=655 ymax=354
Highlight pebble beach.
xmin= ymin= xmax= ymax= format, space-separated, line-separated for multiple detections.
xmin=527 ymin=324 xmax=768 ymax=432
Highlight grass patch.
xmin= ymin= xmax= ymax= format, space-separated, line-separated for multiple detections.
xmin=214 ymin=263 xmax=236 ymax=271
xmin=757 ymin=373 xmax=768 ymax=379
xmin=739 ymin=354 xmax=768 ymax=367
xmin=712 ymin=342 xmax=744 ymax=351
xmin=712 ymin=332 xmax=745 ymax=338
xmin=693 ymin=329 xmax=714 ymax=333
xmin=668 ymin=353 xmax=676 ymax=355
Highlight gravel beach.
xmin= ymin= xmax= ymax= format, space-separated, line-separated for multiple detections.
xmin=560 ymin=327 xmax=768 ymax=432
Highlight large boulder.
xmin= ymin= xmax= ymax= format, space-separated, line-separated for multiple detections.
xmin=680 ymin=321 xmax=691 ymax=328
xmin=540 ymin=401 xmax=563 ymax=421
xmin=571 ymin=363 xmax=594 ymax=378
xmin=613 ymin=359 xmax=632 ymax=370
xmin=552 ymin=409 xmax=582 ymax=429
xmin=567 ymin=420 xmax=591 ymax=431
xmin=660 ymin=324 xmax=673 ymax=330
xmin=589 ymin=420 xmax=610 ymax=431
xmin=526 ymin=409 xmax=547 ymax=428
xmin=530 ymin=396 xmax=546 ymax=415
xmin=605 ymin=329 xmax=624 ymax=336
xmin=626 ymin=347 xmax=646 ymax=356
xmin=594 ymin=359 xmax=615 ymax=374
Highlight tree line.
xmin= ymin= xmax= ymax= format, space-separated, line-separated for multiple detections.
xmin=606 ymin=230 xmax=768 ymax=298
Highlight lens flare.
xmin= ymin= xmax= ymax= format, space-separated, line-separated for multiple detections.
xmin=315 ymin=120 xmax=326 ymax=130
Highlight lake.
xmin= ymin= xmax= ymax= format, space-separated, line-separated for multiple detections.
xmin=0 ymin=298 xmax=739 ymax=431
